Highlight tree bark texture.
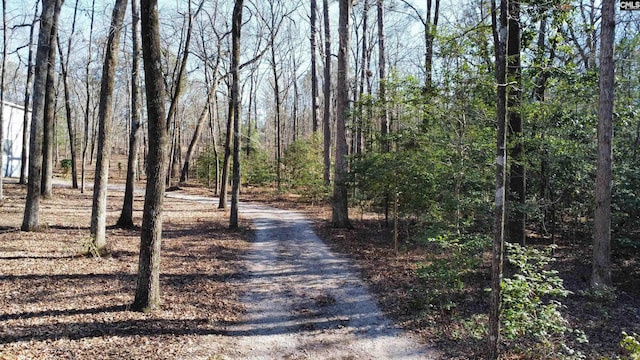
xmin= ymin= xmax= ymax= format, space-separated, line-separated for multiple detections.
xmin=21 ymin=0 xmax=61 ymax=231
xmin=322 ymin=0 xmax=331 ymax=186
xmin=331 ymin=0 xmax=352 ymax=229
xmin=57 ymin=0 xmax=80 ymax=189
xmin=507 ymin=0 xmax=525 ymax=245
xmin=20 ymin=2 xmax=38 ymax=185
xmin=133 ymin=0 xmax=169 ymax=312
xmin=488 ymin=0 xmax=508 ymax=357
xmin=377 ymin=0 xmax=388 ymax=147
xmin=592 ymin=0 xmax=615 ymax=288
xmin=41 ymin=5 xmax=61 ymax=199
xmin=311 ymin=0 xmax=319 ymax=133
xmin=117 ymin=0 xmax=142 ymax=229
xmin=90 ymin=0 xmax=128 ymax=253
xmin=230 ymin=0 xmax=244 ymax=229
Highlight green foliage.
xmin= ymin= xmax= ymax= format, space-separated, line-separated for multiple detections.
xmin=60 ymin=159 xmax=72 ymax=177
xmin=195 ymin=146 xmax=219 ymax=188
xmin=621 ymin=332 xmax=640 ymax=360
xmin=350 ymin=73 xmax=494 ymax=234
xmin=281 ymin=135 xmax=329 ymax=201
xmin=243 ymin=148 xmax=276 ymax=187
xmin=416 ymin=233 xmax=489 ymax=311
xmin=501 ymin=243 xmax=586 ymax=358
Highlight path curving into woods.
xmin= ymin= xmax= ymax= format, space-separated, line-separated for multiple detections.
xmin=166 ymin=192 xmax=440 ymax=359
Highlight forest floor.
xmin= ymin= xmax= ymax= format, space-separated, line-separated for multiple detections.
xmin=0 ymin=177 xmax=639 ymax=359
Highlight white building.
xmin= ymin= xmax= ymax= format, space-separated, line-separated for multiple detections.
xmin=2 ymin=101 xmax=30 ymax=178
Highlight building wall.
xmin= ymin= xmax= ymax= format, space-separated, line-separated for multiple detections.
xmin=2 ymin=102 xmax=30 ymax=178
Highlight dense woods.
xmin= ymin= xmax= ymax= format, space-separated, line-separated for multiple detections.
xmin=1 ymin=0 xmax=640 ymax=358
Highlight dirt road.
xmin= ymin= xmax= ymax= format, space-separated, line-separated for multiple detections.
xmin=167 ymin=193 xmax=440 ymax=359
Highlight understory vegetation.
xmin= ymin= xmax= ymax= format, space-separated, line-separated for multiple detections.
xmin=200 ymin=56 xmax=640 ymax=358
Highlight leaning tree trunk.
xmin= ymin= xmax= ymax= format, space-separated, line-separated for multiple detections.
xmin=180 ymin=85 xmax=216 ymax=183
xmin=331 ymin=0 xmax=352 ymax=229
xmin=592 ymin=0 xmax=615 ymax=289
xmin=116 ymin=0 xmax=142 ymax=229
xmin=90 ymin=0 xmax=128 ymax=254
xmin=22 ymin=0 xmax=62 ymax=231
xmin=133 ymin=0 xmax=170 ymax=312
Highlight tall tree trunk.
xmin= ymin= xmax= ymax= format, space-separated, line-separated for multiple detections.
xmin=20 ymin=2 xmax=39 ymax=185
xmin=57 ymin=0 xmax=80 ymax=189
xmin=507 ymin=0 xmax=525 ymax=245
xmin=322 ymin=0 xmax=331 ymax=186
xmin=271 ymin=41 xmax=282 ymax=191
xmin=311 ymin=0 xmax=319 ymax=133
xmin=229 ymin=0 xmax=243 ymax=229
xmin=117 ymin=0 xmax=142 ymax=229
xmin=133 ymin=0 xmax=169 ymax=312
xmin=219 ymin=81 xmax=233 ymax=209
xmin=81 ymin=0 xmax=96 ymax=194
xmin=592 ymin=0 xmax=615 ymax=288
xmin=355 ymin=0 xmax=369 ymax=156
xmin=90 ymin=0 xmax=128 ymax=254
xmin=22 ymin=0 xmax=62 ymax=231
xmin=41 ymin=6 xmax=61 ymax=199
xmin=377 ymin=0 xmax=388 ymax=147
xmin=0 ymin=0 xmax=6 ymax=202
xmin=424 ymin=0 xmax=439 ymax=89
xmin=332 ymin=0 xmax=352 ymax=229
xmin=488 ymin=0 xmax=508 ymax=357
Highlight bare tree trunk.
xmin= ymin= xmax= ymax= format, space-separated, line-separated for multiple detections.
xmin=377 ymin=0 xmax=388 ymax=146
xmin=57 ymin=0 xmax=80 ymax=189
xmin=117 ymin=0 xmax=142 ymax=228
xmin=506 ymin=0 xmax=525 ymax=245
xmin=219 ymin=82 xmax=233 ymax=209
xmin=90 ymin=0 xmax=128 ymax=254
xmin=41 ymin=6 xmax=61 ymax=199
xmin=22 ymin=0 xmax=62 ymax=231
xmin=81 ymin=0 xmax=96 ymax=194
xmin=20 ymin=2 xmax=39 ymax=185
xmin=322 ymin=0 xmax=331 ymax=186
xmin=0 ymin=0 xmax=6 ymax=202
xmin=180 ymin=30 xmax=222 ymax=183
xmin=311 ymin=0 xmax=319 ymax=133
xmin=332 ymin=0 xmax=352 ymax=229
xmin=230 ymin=0 xmax=244 ymax=229
xmin=133 ymin=0 xmax=170 ymax=312
xmin=592 ymin=0 xmax=615 ymax=289
xmin=181 ymin=86 xmax=216 ymax=183
xmin=424 ymin=0 xmax=439 ymax=89
xmin=488 ymin=0 xmax=508 ymax=357
xmin=271 ymin=40 xmax=283 ymax=190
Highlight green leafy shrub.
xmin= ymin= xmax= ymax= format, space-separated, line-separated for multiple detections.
xmin=195 ymin=146 xmax=219 ymax=188
xmin=416 ymin=233 xmax=488 ymax=312
xmin=243 ymin=149 xmax=276 ymax=187
xmin=282 ymin=135 xmax=328 ymax=201
xmin=60 ymin=159 xmax=72 ymax=177
xmin=501 ymin=242 xmax=586 ymax=358
xmin=621 ymin=332 xmax=640 ymax=360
